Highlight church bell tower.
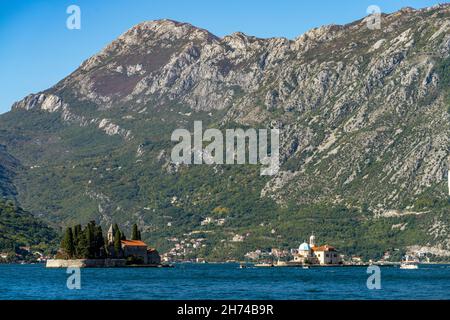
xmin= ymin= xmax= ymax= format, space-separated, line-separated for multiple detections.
xmin=107 ymin=224 xmax=114 ymax=244
xmin=309 ymin=233 xmax=316 ymax=247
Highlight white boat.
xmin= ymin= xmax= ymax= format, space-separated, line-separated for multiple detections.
xmin=400 ymin=255 xmax=419 ymax=269
xmin=400 ymin=263 xmax=418 ymax=269
xmin=254 ymin=263 xmax=274 ymax=268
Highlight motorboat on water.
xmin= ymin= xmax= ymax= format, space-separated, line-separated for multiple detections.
xmin=400 ymin=263 xmax=418 ymax=269
xmin=254 ymin=263 xmax=274 ymax=267
xmin=400 ymin=255 xmax=419 ymax=269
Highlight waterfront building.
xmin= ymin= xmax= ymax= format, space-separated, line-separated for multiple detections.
xmin=107 ymin=224 xmax=161 ymax=264
xmin=293 ymin=242 xmax=314 ymax=264
xmin=311 ymin=245 xmax=340 ymax=265
xmin=121 ymin=240 xmax=148 ymax=263
xmin=291 ymin=234 xmax=341 ymax=265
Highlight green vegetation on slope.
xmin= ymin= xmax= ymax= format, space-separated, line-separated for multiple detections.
xmin=0 ymin=7 xmax=449 ymax=261
xmin=0 ymin=198 xmax=57 ymax=252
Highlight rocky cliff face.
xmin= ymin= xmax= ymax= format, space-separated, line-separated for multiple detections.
xmin=1 ymin=5 xmax=449 ymax=259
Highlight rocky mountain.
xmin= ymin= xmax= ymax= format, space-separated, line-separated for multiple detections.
xmin=0 ymin=5 xmax=449 ymax=260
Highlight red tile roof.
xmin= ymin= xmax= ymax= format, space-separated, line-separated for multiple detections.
xmin=121 ymin=240 xmax=147 ymax=247
xmin=312 ymin=245 xmax=336 ymax=252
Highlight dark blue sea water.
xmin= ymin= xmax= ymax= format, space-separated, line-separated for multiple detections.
xmin=0 ymin=263 xmax=449 ymax=300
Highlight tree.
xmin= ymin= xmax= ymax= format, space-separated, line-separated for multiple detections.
xmin=73 ymin=224 xmax=82 ymax=256
xmin=113 ymin=223 xmax=119 ymax=237
xmin=61 ymin=227 xmax=75 ymax=258
xmin=77 ymin=230 xmax=90 ymax=259
xmin=137 ymin=230 xmax=142 ymax=241
xmin=86 ymin=222 xmax=95 ymax=258
xmin=114 ymin=229 xmax=122 ymax=258
xmin=131 ymin=224 xmax=139 ymax=240
xmin=61 ymin=222 xmax=107 ymax=259
xmin=94 ymin=225 xmax=105 ymax=258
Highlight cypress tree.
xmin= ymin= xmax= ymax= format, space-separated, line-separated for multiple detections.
xmin=77 ymin=229 xmax=90 ymax=259
xmin=137 ymin=230 xmax=141 ymax=241
xmin=104 ymin=235 xmax=110 ymax=257
xmin=73 ymin=224 xmax=82 ymax=256
xmin=114 ymin=229 xmax=122 ymax=258
xmin=94 ymin=225 xmax=105 ymax=258
xmin=113 ymin=223 xmax=119 ymax=237
xmin=62 ymin=227 xmax=75 ymax=258
xmin=73 ymin=225 xmax=79 ymax=242
xmin=131 ymin=224 xmax=139 ymax=240
xmin=86 ymin=223 xmax=95 ymax=258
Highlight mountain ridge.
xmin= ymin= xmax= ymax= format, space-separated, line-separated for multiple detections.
xmin=1 ymin=4 xmax=449 ymax=260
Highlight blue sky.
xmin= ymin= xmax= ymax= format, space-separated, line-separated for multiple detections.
xmin=0 ymin=0 xmax=443 ymax=114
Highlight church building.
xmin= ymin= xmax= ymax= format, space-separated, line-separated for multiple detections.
xmin=107 ymin=225 xmax=161 ymax=265
xmin=292 ymin=234 xmax=341 ymax=265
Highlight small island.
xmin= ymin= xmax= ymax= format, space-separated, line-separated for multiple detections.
xmin=46 ymin=221 xmax=165 ymax=268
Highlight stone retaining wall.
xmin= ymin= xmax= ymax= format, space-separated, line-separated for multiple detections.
xmin=46 ymin=259 xmax=126 ymax=268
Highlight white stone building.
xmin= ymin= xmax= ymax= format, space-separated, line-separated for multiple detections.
xmin=292 ymin=234 xmax=341 ymax=265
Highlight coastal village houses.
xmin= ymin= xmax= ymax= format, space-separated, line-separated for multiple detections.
xmin=291 ymin=234 xmax=341 ymax=265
